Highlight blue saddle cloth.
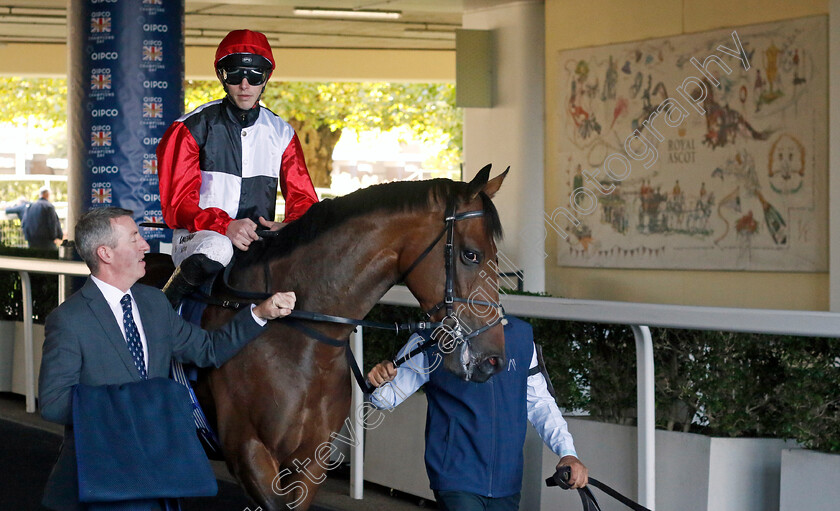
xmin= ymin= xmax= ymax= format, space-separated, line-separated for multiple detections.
xmin=72 ymin=378 xmax=218 ymax=507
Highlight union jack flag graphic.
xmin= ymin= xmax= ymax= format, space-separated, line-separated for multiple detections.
xmin=143 ymin=158 xmax=158 ymax=175
xmin=143 ymin=0 xmax=163 ymax=4
xmin=91 ymin=130 xmax=111 ymax=147
xmin=91 ymin=73 xmax=111 ymax=90
xmin=143 ymin=102 xmax=163 ymax=118
xmin=142 ymin=45 xmax=162 ymax=62
xmin=91 ymin=16 xmax=111 ymax=33
xmin=91 ymin=187 xmax=112 ymax=204
xmin=143 ymin=214 xmax=164 ymax=223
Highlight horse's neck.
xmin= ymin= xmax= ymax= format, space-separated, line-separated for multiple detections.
xmin=255 ymin=216 xmax=423 ymax=321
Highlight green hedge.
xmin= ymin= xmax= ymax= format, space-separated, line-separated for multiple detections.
xmin=362 ymin=300 xmax=840 ymax=453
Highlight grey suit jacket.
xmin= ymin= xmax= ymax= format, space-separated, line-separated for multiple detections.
xmin=38 ymin=278 xmax=265 ymax=511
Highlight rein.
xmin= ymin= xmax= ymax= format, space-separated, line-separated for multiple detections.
xmin=546 ymin=466 xmax=651 ymax=511
xmin=207 ymin=198 xmax=505 ymax=393
xmin=206 ymin=263 xmax=442 ymax=334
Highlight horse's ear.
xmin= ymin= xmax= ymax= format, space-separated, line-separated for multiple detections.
xmin=467 ymin=164 xmax=493 ymax=198
xmin=481 ymin=166 xmax=509 ymax=199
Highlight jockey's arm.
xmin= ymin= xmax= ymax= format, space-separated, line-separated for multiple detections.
xmin=157 ymin=121 xmax=233 ymax=234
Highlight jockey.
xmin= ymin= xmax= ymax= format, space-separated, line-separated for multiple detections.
xmin=157 ymin=29 xmax=318 ymax=308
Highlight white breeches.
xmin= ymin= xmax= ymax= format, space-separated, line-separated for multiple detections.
xmin=171 ymin=229 xmax=234 ymax=268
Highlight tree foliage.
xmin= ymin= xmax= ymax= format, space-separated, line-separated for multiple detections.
xmin=0 ymin=77 xmax=462 ymax=188
xmin=185 ymin=80 xmax=462 ymax=186
xmin=186 ymin=80 xmax=460 ymax=147
xmin=0 ymin=77 xmax=67 ymax=127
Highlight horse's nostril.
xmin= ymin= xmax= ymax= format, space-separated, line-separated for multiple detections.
xmin=488 ymin=357 xmax=498 ymax=366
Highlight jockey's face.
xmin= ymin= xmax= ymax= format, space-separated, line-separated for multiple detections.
xmin=220 ymin=67 xmax=268 ymax=110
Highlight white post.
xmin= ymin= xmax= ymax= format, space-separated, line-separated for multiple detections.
xmin=829 ymin=0 xmax=840 ymax=310
xmin=20 ymin=270 xmax=35 ymax=413
xmin=349 ymin=326 xmax=364 ymax=499
xmin=632 ymin=325 xmax=655 ymax=510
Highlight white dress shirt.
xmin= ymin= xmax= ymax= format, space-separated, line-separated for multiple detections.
xmin=91 ymin=275 xmax=150 ymax=372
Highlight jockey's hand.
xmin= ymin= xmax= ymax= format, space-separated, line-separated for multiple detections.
xmin=367 ymin=361 xmax=397 ymax=388
xmin=557 ymin=455 xmax=589 ymax=489
xmin=258 ymin=216 xmax=285 ymax=231
xmin=253 ymin=291 xmax=296 ymax=321
xmin=226 ymin=218 xmax=260 ymax=251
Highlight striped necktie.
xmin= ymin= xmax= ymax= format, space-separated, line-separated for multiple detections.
xmin=120 ymin=294 xmax=148 ymax=380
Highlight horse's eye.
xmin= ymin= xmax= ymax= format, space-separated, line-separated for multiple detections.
xmin=461 ymin=249 xmax=481 ymax=265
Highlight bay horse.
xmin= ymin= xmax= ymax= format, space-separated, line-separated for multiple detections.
xmin=191 ymin=165 xmax=508 ymax=510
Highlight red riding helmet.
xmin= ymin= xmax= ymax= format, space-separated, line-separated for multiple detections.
xmin=214 ymin=29 xmax=275 ymax=71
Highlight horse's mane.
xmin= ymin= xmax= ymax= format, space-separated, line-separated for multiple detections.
xmin=237 ymin=178 xmax=503 ymax=267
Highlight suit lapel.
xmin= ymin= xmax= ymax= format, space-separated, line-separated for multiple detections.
xmin=81 ymin=278 xmax=141 ymax=379
xmin=132 ymin=286 xmax=165 ymax=377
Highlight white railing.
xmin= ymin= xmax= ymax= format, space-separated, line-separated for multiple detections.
xmin=5 ymin=257 xmax=840 ymax=510
xmin=0 ymin=256 xmax=89 ymax=413
xmin=368 ymin=285 xmax=840 ymax=510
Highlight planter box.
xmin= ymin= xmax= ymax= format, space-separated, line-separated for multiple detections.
xmin=780 ymin=449 xmax=840 ymax=511
xmin=361 ymin=397 xmax=802 ymax=510
xmin=540 ymin=418 xmax=797 ymax=511
xmin=364 ymin=392 xmax=434 ymax=500
xmin=0 ymin=320 xmax=45 ymax=395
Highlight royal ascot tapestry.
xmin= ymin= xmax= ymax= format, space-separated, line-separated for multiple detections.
xmin=554 ymin=16 xmax=828 ymax=271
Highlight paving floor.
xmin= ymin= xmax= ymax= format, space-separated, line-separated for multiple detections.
xmin=0 ymin=393 xmax=435 ymax=511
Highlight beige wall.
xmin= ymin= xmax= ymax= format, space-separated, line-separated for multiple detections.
xmin=544 ymin=0 xmax=830 ymax=310
xmin=0 ymin=43 xmax=454 ymax=83
xmin=0 ymin=44 xmax=68 ymax=77
xmin=187 ymin=47 xmax=454 ymax=82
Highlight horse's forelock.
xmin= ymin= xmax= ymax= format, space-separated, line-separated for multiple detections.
xmin=478 ymin=191 xmax=503 ymax=241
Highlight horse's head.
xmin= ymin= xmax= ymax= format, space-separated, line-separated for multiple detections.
xmin=401 ymin=164 xmax=508 ymax=383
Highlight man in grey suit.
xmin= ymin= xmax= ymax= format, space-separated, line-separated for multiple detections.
xmin=38 ymin=207 xmax=296 ymax=511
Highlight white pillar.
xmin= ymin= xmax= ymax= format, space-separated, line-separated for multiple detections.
xmin=349 ymin=327 xmax=365 ymax=499
xmin=462 ymin=1 xmax=546 ymax=293
xmin=829 ymin=0 xmax=840 ymax=310
xmin=632 ymin=325 xmax=656 ymax=510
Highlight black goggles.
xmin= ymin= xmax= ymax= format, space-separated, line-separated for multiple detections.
xmin=220 ymin=67 xmax=269 ymax=86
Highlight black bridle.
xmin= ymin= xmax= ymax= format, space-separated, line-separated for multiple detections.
xmin=207 ymin=197 xmax=506 ymax=392
xmin=388 ymin=198 xmax=506 ymax=367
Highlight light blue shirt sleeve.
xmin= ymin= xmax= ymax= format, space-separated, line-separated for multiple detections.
xmin=368 ymin=333 xmax=434 ymax=410
xmin=526 ymin=345 xmax=577 ymax=458
xmin=249 ymin=304 xmax=267 ymax=326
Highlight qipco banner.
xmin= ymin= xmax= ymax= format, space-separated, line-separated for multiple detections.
xmin=68 ymin=0 xmax=184 ymax=251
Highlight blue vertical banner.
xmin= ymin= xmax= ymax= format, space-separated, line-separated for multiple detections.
xmin=68 ymin=0 xmax=183 ymax=251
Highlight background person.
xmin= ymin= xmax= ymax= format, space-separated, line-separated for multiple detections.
xmin=16 ymin=185 xmax=62 ymax=250
xmin=156 ymin=29 xmax=318 ymax=308
xmin=368 ymin=316 xmax=588 ymax=511
xmin=38 ymin=207 xmax=296 ymax=511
